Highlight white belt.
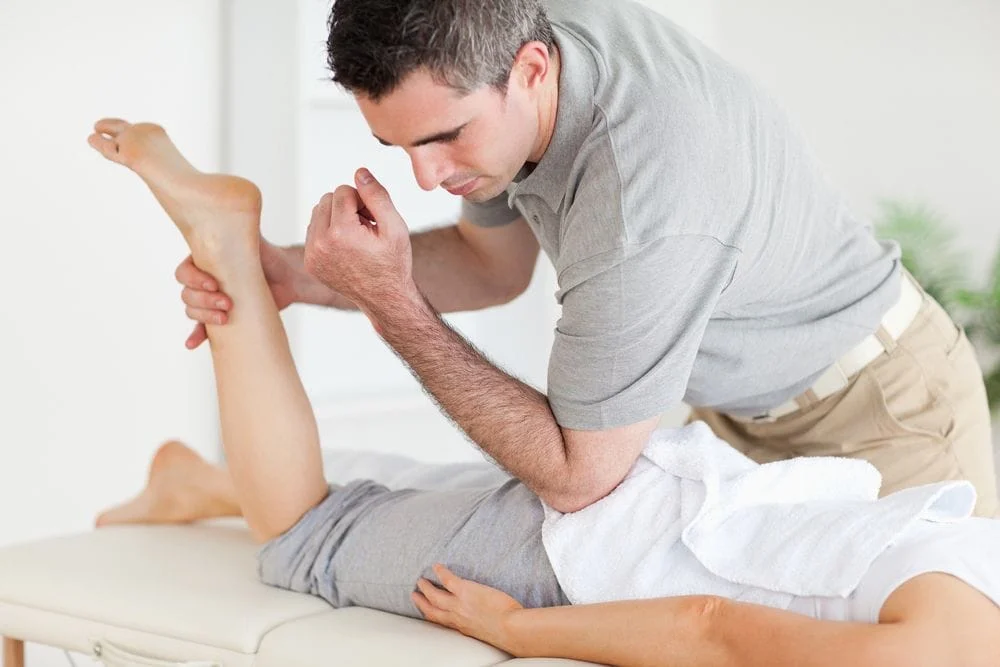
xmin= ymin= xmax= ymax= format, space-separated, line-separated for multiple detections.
xmin=742 ymin=273 xmax=924 ymax=423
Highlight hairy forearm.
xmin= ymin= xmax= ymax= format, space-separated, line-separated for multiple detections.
xmin=289 ymin=225 xmax=518 ymax=313
xmin=503 ymin=596 xmax=895 ymax=667
xmin=368 ymin=286 xmax=576 ymax=504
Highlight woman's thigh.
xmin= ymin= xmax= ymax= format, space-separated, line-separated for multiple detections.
xmin=257 ymin=478 xmax=565 ymax=618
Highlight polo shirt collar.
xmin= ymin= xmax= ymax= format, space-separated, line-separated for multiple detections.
xmin=507 ymin=24 xmax=597 ymax=211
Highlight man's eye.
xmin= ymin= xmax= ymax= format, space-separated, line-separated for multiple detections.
xmin=441 ymin=129 xmax=463 ymax=143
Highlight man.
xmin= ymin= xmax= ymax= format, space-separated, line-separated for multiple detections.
xmin=170 ymin=0 xmax=996 ymax=519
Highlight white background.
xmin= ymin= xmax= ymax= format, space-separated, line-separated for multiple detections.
xmin=1 ymin=1 xmax=998 ymax=663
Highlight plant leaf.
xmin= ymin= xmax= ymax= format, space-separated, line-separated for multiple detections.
xmin=874 ymin=201 xmax=970 ymax=314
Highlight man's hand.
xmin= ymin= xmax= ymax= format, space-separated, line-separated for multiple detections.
xmin=178 ymin=237 xmax=304 ymax=349
xmin=303 ymin=168 xmax=418 ymax=317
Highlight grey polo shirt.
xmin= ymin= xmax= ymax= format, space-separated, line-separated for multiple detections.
xmin=462 ymin=0 xmax=901 ymax=430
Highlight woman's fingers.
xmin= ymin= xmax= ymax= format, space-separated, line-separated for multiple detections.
xmin=415 ymin=577 xmax=455 ymax=610
xmin=413 ymin=579 xmax=462 ymax=629
xmin=433 ymin=563 xmax=465 ymax=593
xmin=412 ymin=590 xmax=452 ymax=627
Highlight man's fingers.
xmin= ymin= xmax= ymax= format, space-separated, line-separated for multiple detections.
xmin=185 ymin=306 xmax=229 ymax=326
xmin=354 ymin=168 xmax=398 ymax=224
xmin=86 ymin=133 xmax=124 ymax=163
xmin=185 ymin=323 xmax=207 ymax=349
xmin=93 ymin=118 xmax=131 ymax=136
xmin=182 ymin=286 xmax=230 ymax=311
xmin=330 ymin=184 xmax=362 ymax=221
xmin=175 ymin=256 xmax=218 ymax=291
xmin=316 ymin=191 xmax=335 ymax=212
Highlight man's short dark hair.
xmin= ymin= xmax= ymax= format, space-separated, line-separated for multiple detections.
xmin=327 ymin=0 xmax=556 ymax=101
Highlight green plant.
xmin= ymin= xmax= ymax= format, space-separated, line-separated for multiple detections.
xmin=876 ymin=202 xmax=1000 ymax=412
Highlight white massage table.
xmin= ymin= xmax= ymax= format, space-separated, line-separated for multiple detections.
xmin=0 ymin=521 xmax=599 ymax=667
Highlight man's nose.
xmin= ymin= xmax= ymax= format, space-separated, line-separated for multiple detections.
xmin=410 ymin=151 xmax=450 ymax=192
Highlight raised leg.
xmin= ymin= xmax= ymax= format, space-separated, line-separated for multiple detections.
xmin=88 ymin=119 xmax=328 ymax=543
xmin=3 ymin=637 xmax=24 ymax=667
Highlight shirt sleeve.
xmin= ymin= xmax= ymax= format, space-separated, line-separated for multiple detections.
xmin=460 ymin=191 xmax=522 ymax=227
xmin=547 ymin=234 xmax=740 ymax=430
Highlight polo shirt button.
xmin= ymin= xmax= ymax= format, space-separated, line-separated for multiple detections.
xmin=532 ymin=214 xmax=540 ymax=223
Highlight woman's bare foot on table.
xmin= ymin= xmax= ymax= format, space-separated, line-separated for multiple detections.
xmin=95 ymin=440 xmax=242 ymax=527
xmin=87 ymin=118 xmax=262 ymax=263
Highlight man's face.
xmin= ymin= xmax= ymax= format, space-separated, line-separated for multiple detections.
xmin=356 ymin=69 xmax=538 ymax=203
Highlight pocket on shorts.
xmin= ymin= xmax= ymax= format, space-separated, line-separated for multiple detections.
xmin=867 ymin=366 xmax=950 ymax=444
xmin=774 ymin=367 xmax=945 ymax=458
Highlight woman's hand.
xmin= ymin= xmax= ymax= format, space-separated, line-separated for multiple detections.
xmin=412 ymin=564 xmax=524 ymax=654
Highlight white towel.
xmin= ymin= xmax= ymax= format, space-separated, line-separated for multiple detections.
xmin=542 ymin=422 xmax=976 ymax=608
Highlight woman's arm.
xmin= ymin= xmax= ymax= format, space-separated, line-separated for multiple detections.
xmin=501 ymin=595 xmax=906 ymax=667
xmin=413 ymin=565 xmax=914 ymax=667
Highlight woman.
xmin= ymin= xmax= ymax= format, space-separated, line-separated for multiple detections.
xmin=89 ymin=118 xmax=1000 ymax=667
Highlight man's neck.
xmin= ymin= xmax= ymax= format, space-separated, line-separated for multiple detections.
xmin=527 ymin=46 xmax=561 ymax=164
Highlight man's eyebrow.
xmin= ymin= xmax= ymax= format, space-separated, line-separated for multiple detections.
xmin=373 ymin=123 xmax=467 ymax=148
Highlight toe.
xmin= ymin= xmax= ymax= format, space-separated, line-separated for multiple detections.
xmin=94 ymin=493 xmax=155 ymax=527
xmin=93 ymin=117 xmax=131 ymax=137
xmin=87 ymin=132 xmax=124 ymax=163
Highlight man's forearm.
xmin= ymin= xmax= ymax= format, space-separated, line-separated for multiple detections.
xmin=289 ymin=225 xmax=518 ymax=313
xmin=367 ymin=285 xmax=576 ymax=504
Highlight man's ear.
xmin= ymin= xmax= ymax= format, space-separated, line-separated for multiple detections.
xmin=510 ymin=41 xmax=553 ymax=92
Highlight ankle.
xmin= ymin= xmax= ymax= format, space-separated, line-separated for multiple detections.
xmin=189 ymin=230 xmax=261 ymax=276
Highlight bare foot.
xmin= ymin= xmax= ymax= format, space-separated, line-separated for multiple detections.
xmin=86 ymin=118 xmax=261 ymax=256
xmin=95 ymin=440 xmax=241 ymax=528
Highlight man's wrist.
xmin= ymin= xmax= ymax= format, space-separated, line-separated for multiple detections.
xmin=282 ymin=244 xmax=356 ymax=310
xmin=361 ymin=281 xmax=434 ymax=331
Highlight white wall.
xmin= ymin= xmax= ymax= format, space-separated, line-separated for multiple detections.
xmin=0 ymin=0 xmax=223 ymax=563
xmin=715 ymin=0 xmax=1000 ymax=275
xmin=638 ymin=0 xmax=719 ymax=48
xmin=0 ymin=2 xmax=224 ymax=661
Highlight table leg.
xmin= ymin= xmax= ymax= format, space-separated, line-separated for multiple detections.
xmin=2 ymin=637 xmax=24 ymax=667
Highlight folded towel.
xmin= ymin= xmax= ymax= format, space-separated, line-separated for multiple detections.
xmin=542 ymin=421 xmax=976 ymax=608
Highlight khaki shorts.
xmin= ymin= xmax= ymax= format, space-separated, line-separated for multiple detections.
xmin=692 ymin=293 xmax=999 ymax=517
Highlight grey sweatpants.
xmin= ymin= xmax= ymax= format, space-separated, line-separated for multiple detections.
xmin=256 ymin=451 xmax=569 ymax=618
